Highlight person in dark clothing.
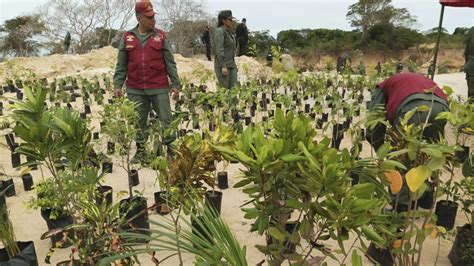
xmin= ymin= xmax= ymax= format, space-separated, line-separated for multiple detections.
xmin=375 ymin=62 xmax=382 ymax=76
xmin=366 ymin=72 xmax=449 ymax=152
xmin=464 ymin=26 xmax=474 ymax=100
xmin=64 ymin=32 xmax=71 ymax=54
xmin=427 ymin=61 xmax=435 ymax=77
xmin=396 ymin=60 xmax=404 ymax=73
xmin=266 ymin=50 xmax=273 ymax=67
xmin=236 ymin=18 xmax=248 ymax=56
xmin=202 ymin=26 xmax=211 ymax=61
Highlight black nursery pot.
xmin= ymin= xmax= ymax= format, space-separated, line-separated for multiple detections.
xmin=21 ymin=173 xmax=34 ymax=191
xmin=205 ymin=191 xmax=223 ymax=215
xmin=2 ymin=178 xmax=16 ymax=197
xmin=418 ymin=183 xmax=435 ymax=209
xmin=26 ymin=156 xmax=38 ymax=170
xmin=0 ymin=241 xmax=38 ymax=266
xmin=455 ymin=146 xmax=470 ymax=163
xmin=321 ymin=113 xmax=329 ymax=122
xmin=154 ymin=191 xmax=171 ymax=215
xmin=191 ymin=215 xmax=213 ymax=244
xmin=11 ymin=144 xmax=21 ymax=168
xmin=40 ymin=208 xmax=73 ymax=248
xmin=367 ymin=242 xmax=393 ymax=266
xmin=448 ymin=224 xmax=474 ymax=266
xmin=96 ymin=185 xmax=113 ymax=206
xmin=119 ymin=196 xmax=150 ymax=237
xmin=5 ymin=133 xmax=15 ymax=150
xmin=107 ymin=142 xmax=115 ymax=154
xmin=331 ymin=123 xmax=345 ymax=150
xmin=84 ymin=105 xmax=91 ymax=114
xmin=435 ymin=200 xmax=458 ymax=230
xmin=102 ymin=161 xmax=113 ymax=173
xmin=217 ymin=172 xmax=229 ymax=189
xmin=315 ymin=119 xmax=324 ymax=129
xmin=244 ymin=116 xmax=251 ymax=126
xmin=266 ymin=221 xmax=300 ymax=254
xmin=0 ymin=183 xmax=5 ymax=208
xmin=128 ymin=170 xmax=139 ymax=187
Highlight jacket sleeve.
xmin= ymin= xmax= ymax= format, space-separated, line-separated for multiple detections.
xmin=163 ymin=39 xmax=181 ymax=89
xmin=214 ymin=28 xmax=226 ymax=68
xmin=366 ymin=87 xmax=387 ymax=151
xmin=113 ymin=34 xmax=128 ymax=89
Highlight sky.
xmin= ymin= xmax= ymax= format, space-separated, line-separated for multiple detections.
xmin=1 ymin=0 xmax=473 ymax=36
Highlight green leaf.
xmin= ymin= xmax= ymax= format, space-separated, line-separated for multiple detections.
xmin=381 ymin=159 xmax=407 ymax=171
xmin=351 ymin=183 xmax=375 ymax=199
xmin=376 ymin=143 xmax=391 ymax=158
xmin=280 ymin=154 xmax=305 ymax=162
xmin=351 ymin=250 xmax=363 ymax=266
xmin=426 ymin=156 xmax=446 ymax=171
xmin=234 ymin=179 xmax=251 ymax=188
xmin=421 ymin=148 xmax=443 ymax=158
xmin=361 ymin=225 xmax=385 ymax=246
xmin=268 ymin=227 xmax=286 ymax=242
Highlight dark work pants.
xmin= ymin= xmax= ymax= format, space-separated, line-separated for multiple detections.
xmin=467 ymin=74 xmax=474 ymax=101
xmin=238 ymin=39 xmax=247 ymax=56
xmin=205 ymin=43 xmax=211 ymax=61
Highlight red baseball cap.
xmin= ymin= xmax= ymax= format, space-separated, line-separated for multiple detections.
xmin=135 ymin=1 xmax=156 ymax=17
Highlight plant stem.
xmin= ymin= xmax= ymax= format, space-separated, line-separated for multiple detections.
xmin=434 ymin=237 xmax=441 ymax=266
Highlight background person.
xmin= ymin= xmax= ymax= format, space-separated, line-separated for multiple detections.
xmin=213 ymin=10 xmax=237 ymax=89
xmin=201 ymin=25 xmax=211 ymax=61
xmin=464 ymin=26 xmax=474 ymax=101
xmin=236 ymin=18 xmax=248 ymax=56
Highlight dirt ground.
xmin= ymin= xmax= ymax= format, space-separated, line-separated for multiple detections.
xmin=0 ymin=48 xmax=471 ymax=265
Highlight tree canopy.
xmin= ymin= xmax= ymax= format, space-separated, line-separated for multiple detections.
xmin=0 ymin=15 xmax=46 ymax=57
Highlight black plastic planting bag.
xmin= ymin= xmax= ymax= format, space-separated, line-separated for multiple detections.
xmin=0 ymin=241 xmax=38 ymax=266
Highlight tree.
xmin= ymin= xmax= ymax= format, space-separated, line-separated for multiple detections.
xmin=155 ymin=0 xmax=211 ymax=56
xmin=248 ymin=30 xmax=277 ymax=56
xmin=346 ymin=0 xmax=416 ymax=41
xmin=0 ymin=15 xmax=46 ymax=57
xmin=39 ymin=0 xmax=134 ymax=54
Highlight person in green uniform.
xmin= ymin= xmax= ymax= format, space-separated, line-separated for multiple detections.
xmin=113 ymin=1 xmax=180 ymax=164
xmin=464 ymin=26 xmax=474 ymax=101
xmin=214 ymin=10 xmax=237 ymax=89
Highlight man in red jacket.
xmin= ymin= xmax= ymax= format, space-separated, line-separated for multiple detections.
xmin=367 ymin=72 xmax=449 ymax=151
xmin=113 ymin=0 xmax=180 ymax=164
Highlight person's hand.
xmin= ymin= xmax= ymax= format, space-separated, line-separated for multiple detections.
xmin=170 ymin=87 xmax=179 ymax=100
xmin=114 ymin=88 xmax=123 ymax=98
xmin=222 ymin=67 xmax=229 ymax=76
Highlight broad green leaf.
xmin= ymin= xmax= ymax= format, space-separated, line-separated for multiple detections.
xmin=421 ymin=148 xmax=442 ymax=158
xmin=406 ymin=166 xmax=432 ymax=192
xmin=376 ymin=143 xmax=391 ymax=158
xmin=427 ymin=156 xmax=446 ymax=171
xmin=351 ymin=183 xmax=375 ymax=199
xmin=351 ymin=250 xmax=363 ymax=266
xmin=361 ymin=225 xmax=385 ymax=246
xmin=268 ymin=227 xmax=286 ymax=242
